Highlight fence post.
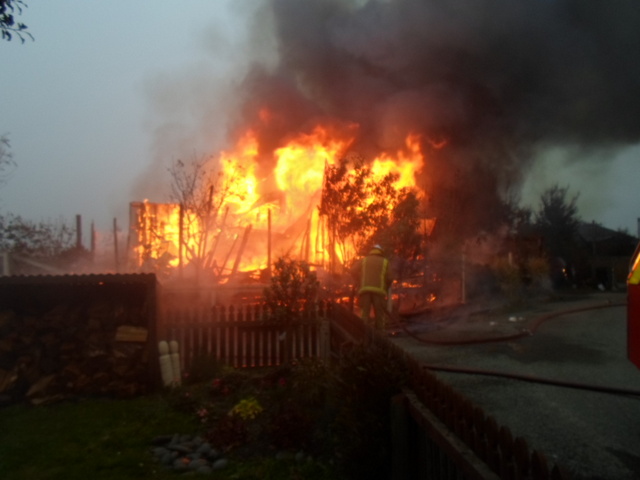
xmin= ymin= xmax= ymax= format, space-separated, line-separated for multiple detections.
xmin=391 ymin=393 xmax=414 ymax=480
xmin=320 ymin=320 xmax=330 ymax=362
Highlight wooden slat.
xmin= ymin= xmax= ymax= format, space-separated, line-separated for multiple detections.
xmin=162 ymin=303 xmax=329 ymax=368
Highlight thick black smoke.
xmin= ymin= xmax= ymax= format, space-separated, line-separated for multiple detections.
xmin=232 ymin=0 xmax=640 ymax=240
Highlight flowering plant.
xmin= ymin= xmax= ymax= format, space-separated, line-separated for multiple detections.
xmin=229 ymin=396 xmax=263 ymax=420
xmin=196 ymin=407 xmax=209 ymax=423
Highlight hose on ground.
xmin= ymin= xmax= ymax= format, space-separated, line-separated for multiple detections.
xmin=399 ymin=301 xmax=627 ymax=345
xmin=400 ymin=301 xmax=639 ymax=397
xmin=423 ymin=363 xmax=640 ymax=397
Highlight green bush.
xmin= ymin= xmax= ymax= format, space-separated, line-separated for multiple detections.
xmin=263 ymin=256 xmax=320 ymax=327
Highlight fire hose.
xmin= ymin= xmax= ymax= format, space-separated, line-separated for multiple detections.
xmin=398 ymin=300 xmax=627 ymax=345
xmin=397 ymin=301 xmax=640 ymax=397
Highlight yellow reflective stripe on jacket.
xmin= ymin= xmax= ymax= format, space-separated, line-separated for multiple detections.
xmin=359 ymin=254 xmax=389 ymax=296
xmin=630 ymin=252 xmax=640 ymax=285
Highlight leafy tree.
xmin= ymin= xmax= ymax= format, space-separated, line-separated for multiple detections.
xmin=319 ymin=157 xmax=407 ymax=269
xmin=377 ymin=190 xmax=423 ymax=259
xmin=534 ymin=184 xmax=582 ymax=285
xmin=0 ymin=214 xmax=79 ymax=271
xmin=167 ymin=155 xmax=239 ymax=280
xmin=374 ymin=190 xmax=426 ymax=281
xmin=263 ymin=256 xmax=319 ymax=325
xmin=1 ymin=0 xmax=32 ymax=43
xmin=534 ymin=185 xmax=581 ymax=257
xmin=263 ymin=256 xmax=320 ymax=363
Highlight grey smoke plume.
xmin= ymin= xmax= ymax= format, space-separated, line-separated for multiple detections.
xmin=230 ymin=0 xmax=640 ymax=239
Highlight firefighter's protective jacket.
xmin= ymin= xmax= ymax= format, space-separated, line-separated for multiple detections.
xmin=357 ymin=248 xmax=390 ymax=296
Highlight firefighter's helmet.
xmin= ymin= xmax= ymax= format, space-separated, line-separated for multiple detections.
xmin=370 ymin=244 xmax=384 ymax=255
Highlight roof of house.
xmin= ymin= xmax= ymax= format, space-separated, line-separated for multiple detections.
xmin=577 ymin=221 xmax=638 ymax=243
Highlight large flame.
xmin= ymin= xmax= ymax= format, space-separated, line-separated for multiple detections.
xmin=371 ymin=133 xmax=424 ymax=191
xmin=131 ymin=120 xmax=427 ymax=280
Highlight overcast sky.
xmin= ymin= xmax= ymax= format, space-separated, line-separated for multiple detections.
xmin=1 ymin=1 xmax=639 ymax=239
xmin=0 ymin=1 xmax=252 ymax=233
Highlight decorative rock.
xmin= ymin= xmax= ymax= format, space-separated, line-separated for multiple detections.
xmin=172 ymin=457 xmax=190 ymax=471
xmin=151 ymin=433 xmax=228 ymax=474
xmin=212 ymin=458 xmax=228 ymax=470
xmin=160 ymin=451 xmax=174 ymax=466
xmin=196 ymin=442 xmax=213 ymax=456
xmin=168 ymin=444 xmax=193 ymax=454
xmin=189 ymin=458 xmax=209 ymax=470
xmin=152 ymin=446 xmax=170 ymax=457
xmin=183 ymin=441 xmax=197 ymax=451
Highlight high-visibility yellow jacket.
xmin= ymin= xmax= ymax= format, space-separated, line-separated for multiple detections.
xmin=357 ymin=249 xmax=390 ymax=296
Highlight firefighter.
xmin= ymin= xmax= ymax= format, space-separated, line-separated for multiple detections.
xmin=353 ymin=244 xmax=392 ymax=330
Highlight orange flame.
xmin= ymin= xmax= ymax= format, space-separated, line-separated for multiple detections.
xmin=371 ymin=133 xmax=424 ymax=192
xmin=131 ymin=122 xmax=431 ymax=279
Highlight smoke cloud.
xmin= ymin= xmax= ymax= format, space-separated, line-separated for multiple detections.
xmin=143 ymin=0 xmax=640 ymax=240
xmin=262 ymin=0 xmax=640 ymax=143
xmin=226 ymin=0 xmax=640 ymax=237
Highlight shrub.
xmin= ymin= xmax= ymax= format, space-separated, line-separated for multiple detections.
xmin=263 ymin=256 xmax=320 ymax=327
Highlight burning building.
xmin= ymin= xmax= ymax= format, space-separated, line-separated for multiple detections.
xmin=129 ymin=126 xmax=430 ymax=285
xmin=131 ymin=0 xmax=640 ymax=301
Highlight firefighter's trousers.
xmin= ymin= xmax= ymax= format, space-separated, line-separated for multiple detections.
xmin=359 ymin=292 xmax=387 ymax=330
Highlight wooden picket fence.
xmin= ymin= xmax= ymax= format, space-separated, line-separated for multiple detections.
xmin=160 ymin=302 xmax=330 ymax=370
xmin=159 ymin=300 xmax=571 ymax=479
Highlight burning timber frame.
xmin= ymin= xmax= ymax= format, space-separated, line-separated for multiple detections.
xmin=128 ymin=199 xmax=353 ymax=284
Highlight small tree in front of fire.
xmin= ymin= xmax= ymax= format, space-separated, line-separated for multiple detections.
xmin=263 ymin=256 xmax=320 ymax=363
xmin=168 ymin=155 xmax=240 ymax=281
xmin=375 ymin=190 xmax=426 ymax=276
xmin=319 ymin=157 xmax=406 ymax=271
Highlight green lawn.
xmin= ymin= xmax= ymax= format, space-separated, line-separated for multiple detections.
xmin=0 ymin=348 xmax=401 ymax=480
xmin=0 ymin=387 xmax=345 ymax=480
xmin=0 ymin=395 xmax=197 ymax=480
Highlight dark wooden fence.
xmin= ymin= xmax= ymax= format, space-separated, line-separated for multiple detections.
xmin=161 ymin=300 xmax=571 ymax=479
xmin=328 ymin=303 xmax=572 ymax=480
xmin=161 ymin=303 xmax=330 ymax=370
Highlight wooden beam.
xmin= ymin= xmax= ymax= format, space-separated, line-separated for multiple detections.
xmin=229 ymin=224 xmax=253 ymax=281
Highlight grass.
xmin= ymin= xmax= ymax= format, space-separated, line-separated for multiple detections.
xmin=0 ymin=369 xmax=347 ymax=480
xmin=0 ymin=395 xmax=196 ymax=480
xmin=0 ymin=345 xmax=405 ymax=480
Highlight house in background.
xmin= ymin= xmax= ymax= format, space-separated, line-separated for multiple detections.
xmin=577 ymin=221 xmax=639 ymax=290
